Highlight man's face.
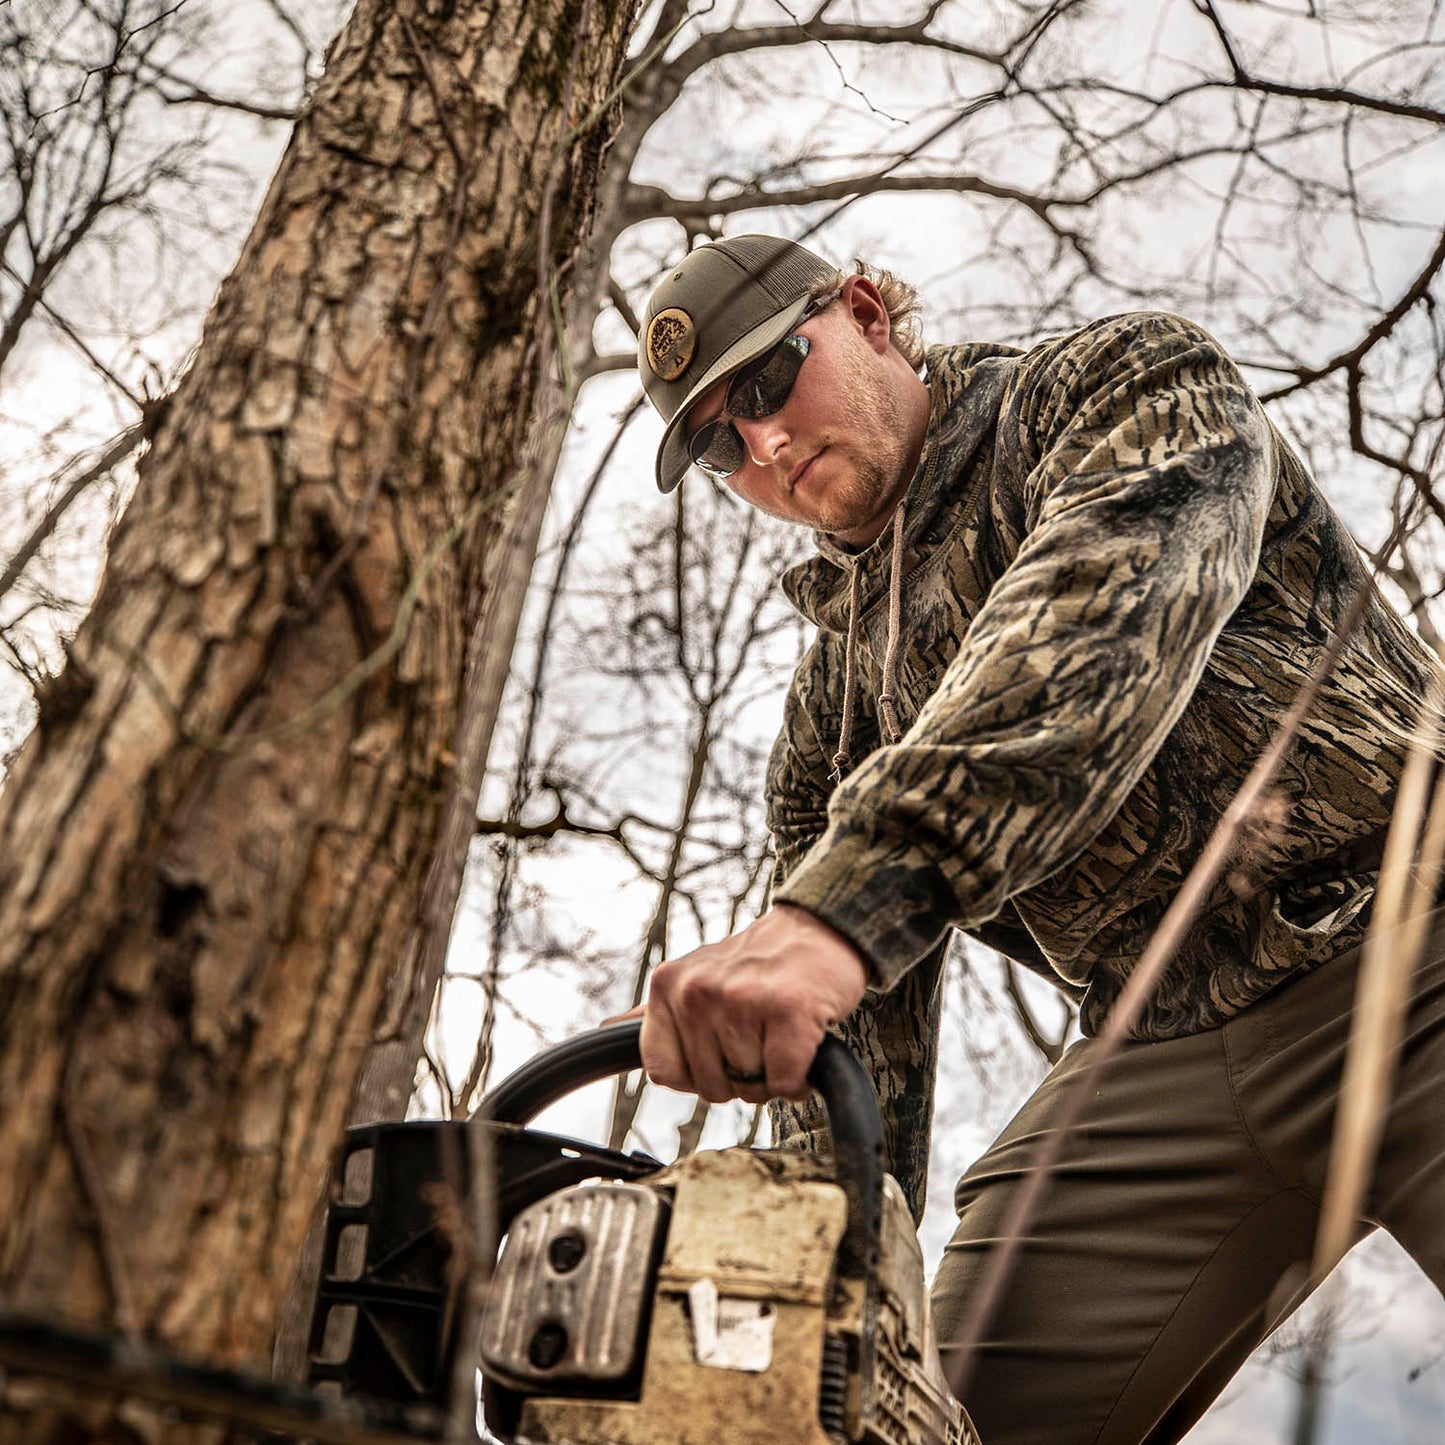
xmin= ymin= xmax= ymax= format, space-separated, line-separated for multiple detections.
xmin=683 ymin=281 xmax=923 ymax=547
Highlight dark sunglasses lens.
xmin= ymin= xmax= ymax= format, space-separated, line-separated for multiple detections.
xmin=727 ymin=335 xmax=810 ymax=418
xmin=689 ymin=419 xmax=745 ymax=479
xmin=686 ymin=333 xmax=812 ymax=479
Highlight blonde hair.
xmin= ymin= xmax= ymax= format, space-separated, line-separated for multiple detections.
xmin=816 ymin=259 xmax=926 ymax=371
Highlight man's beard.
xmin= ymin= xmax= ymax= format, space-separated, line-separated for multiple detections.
xmin=814 ymin=383 xmax=914 ymax=541
xmin=812 ymin=453 xmax=907 ymax=538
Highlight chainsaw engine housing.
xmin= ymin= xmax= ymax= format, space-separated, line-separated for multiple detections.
xmin=480 ymin=1148 xmax=977 ymax=1445
xmin=307 ymin=1023 xmax=980 ymax=1445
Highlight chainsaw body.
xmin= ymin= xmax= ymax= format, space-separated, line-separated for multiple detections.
xmin=308 ymin=1023 xmax=979 ymax=1445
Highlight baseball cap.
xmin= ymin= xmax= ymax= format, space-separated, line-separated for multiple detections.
xmin=638 ymin=234 xmax=837 ymax=493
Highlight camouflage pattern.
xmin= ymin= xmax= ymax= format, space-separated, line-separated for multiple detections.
xmin=774 ymin=942 xmax=947 ymax=1224
xmin=768 ymin=312 xmax=1437 ymax=1210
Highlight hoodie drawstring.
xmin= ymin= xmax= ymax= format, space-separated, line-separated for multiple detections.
xmin=830 ymin=499 xmax=908 ymax=784
xmin=876 ymin=501 xmax=908 ymax=746
xmin=830 ymin=563 xmax=864 ymax=784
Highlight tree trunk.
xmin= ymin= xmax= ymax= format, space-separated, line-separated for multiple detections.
xmin=270 ymin=299 xmax=591 ymax=1386
xmin=0 ymin=0 xmax=637 ymax=1437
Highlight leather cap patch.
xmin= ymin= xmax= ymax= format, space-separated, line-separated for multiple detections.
xmin=646 ymin=307 xmax=696 ymax=382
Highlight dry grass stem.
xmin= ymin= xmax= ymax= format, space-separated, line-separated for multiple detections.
xmin=1311 ymin=664 xmax=1445 ymax=1283
xmin=1290 ymin=661 xmax=1445 ymax=1445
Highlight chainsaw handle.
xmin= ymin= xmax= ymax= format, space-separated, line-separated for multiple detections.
xmin=478 ymin=1019 xmax=882 ymax=1282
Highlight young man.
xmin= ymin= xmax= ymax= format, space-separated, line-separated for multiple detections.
xmin=632 ymin=233 xmax=1445 ymax=1444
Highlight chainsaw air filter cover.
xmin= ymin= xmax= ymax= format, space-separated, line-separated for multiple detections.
xmin=480 ymin=1182 xmax=668 ymax=1390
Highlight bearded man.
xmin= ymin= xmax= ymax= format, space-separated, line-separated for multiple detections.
xmin=630 ymin=233 xmax=1445 ymax=1445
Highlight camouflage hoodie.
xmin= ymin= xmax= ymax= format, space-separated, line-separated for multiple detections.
xmin=769 ymin=311 xmax=1435 ymax=1050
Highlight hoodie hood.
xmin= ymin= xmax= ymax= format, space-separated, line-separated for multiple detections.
xmin=780 ymin=342 xmax=1021 ymax=632
xmin=776 ymin=340 xmax=1022 ymax=779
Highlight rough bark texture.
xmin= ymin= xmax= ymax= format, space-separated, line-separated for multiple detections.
xmin=0 ymin=0 xmax=637 ymax=1436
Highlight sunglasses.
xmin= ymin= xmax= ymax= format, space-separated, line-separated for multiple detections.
xmin=686 ymin=288 xmax=841 ymax=481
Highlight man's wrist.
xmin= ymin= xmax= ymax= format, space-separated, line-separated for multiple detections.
xmin=771 ymin=899 xmax=877 ymax=991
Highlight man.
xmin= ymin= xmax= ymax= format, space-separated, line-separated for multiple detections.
xmin=631 ymin=233 xmax=1445 ymax=1444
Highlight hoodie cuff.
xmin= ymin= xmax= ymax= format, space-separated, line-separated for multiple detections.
xmin=773 ymin=824 xmax=957 ymax=991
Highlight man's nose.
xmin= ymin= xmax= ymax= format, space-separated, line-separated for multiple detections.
xmin=734 ymin=412 xmax=790 ymax=467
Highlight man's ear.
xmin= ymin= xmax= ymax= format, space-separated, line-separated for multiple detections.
xmin=841 ymin=274 xmax=891 ymax=354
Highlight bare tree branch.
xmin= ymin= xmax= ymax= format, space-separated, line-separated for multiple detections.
xmin=0 ymin=411 xmax=159 ymax=611
xmin=1262 ymin=225 xmax=1445 ymax=402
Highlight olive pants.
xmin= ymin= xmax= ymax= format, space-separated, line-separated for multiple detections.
xmin=932 ymin=923 xmax=1445 ymax=1445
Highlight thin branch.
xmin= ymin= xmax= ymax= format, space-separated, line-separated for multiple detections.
xmin=577 ymin=349 xmax=638 ymax=382
xmin=0 ymin=411 xmax=159 ymax=610
xmin=664 ymin=16 xmax=1002 ymax=86
xmin=123 ymin=54 xmax=301 ymax=121
xmin=624 ymin=169 xmax=1075 ymax=228
xmin=675 ymin=1095 xmax=710 ymax=1156
xmin=1261 ymin=224 xmax=1445 ymax=402
xmin=476 ymin=800 xmax=643 ymax=846
xmin=1347 ymin=364 xmax=1445 ymax=531
xmin=1195 ymin=0 xmax=1445 ymax=126
xmin=462 ymin=396 xmax=649 ymax=1111
xmin=257 ymin=0 xmax=319 ymax=71
xmin=0 ymin=256 xmax=149 ymax=408
xmin=607 ymin=272 xmax=640 ymax=338
xmin=1002 ymin=959 xmax=1068 ymax=1066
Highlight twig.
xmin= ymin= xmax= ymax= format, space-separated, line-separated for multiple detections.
xmin=129 ymin=61 xmax=301 ymax=121
xmin=1261 ymin=224 xmax=1445 ymax=403
xmin=0 ymin=411 xmax=158 ymax=610
xmin=1001 ymin=958 xmax=1069 ymax=1065
xmin=466 ymin=397 xmax=648 ymax=1111
xmin=0 ymin=257 xmax=149 ymax=409
xmin=675 ymin=1096 xmax=710 ymax=1157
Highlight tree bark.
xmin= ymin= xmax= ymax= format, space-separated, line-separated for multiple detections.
xmin=0 ymin=0 xmax=637 ymax=1437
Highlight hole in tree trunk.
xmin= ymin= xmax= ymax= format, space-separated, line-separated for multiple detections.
xmin=157 ymin=879 xmax=208 ymax=937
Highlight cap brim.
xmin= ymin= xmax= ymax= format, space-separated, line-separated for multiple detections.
xmin=654 ymin=292 xmax=814 ymax=493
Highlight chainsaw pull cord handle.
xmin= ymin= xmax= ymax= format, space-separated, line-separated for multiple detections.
xmin=478 ymin=1018 xmax=884 ymax=1282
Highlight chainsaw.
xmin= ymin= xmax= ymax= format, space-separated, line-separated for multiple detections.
xmin=307 ymin=1019 xmax=980 ymax=1445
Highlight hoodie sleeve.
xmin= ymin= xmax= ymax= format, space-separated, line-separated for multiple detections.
xmin=773 ymin=312 xmax=1276 ymax=989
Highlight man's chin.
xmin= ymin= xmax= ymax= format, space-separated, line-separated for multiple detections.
xmin=818 ymin=489 xmax=902 ymax=548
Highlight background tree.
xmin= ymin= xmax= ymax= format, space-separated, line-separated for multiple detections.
xmin=0 ymin=3 xmax=639 ymax=1442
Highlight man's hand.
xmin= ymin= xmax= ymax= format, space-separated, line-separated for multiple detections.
xmin=638 ymin=902 xmax=868 ymax=1105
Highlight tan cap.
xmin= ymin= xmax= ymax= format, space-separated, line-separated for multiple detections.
xmin=638 ymin=235 xmax=836 ymax=492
